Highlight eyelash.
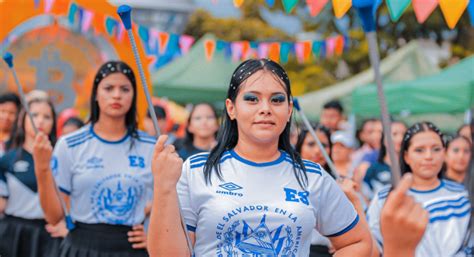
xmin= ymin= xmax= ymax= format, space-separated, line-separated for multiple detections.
xmin=242 ymin=94 xmax=286 ymax=103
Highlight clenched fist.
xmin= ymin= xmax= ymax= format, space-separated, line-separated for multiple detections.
xmin=33 ymin=132 xmax=53 ymax=174
xmin=151 ymin=135 xmax=184 ymax=192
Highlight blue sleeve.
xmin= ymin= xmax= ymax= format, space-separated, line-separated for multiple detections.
xmin=0 ymin=156 xmax=9 ymax=197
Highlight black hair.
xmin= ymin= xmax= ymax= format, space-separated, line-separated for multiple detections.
xmin=182 ymin=103 xmax=218 ymax=150
xmin=89 ymin=61 xmax=139 ymax=142
xmin=0 ymin=92 xmax=21 ymax=109
xmin=10 ymin=98 xmax=57 ymax=149
xmin=295 ymin=124 xmax=333 ymax=176
xmin=356 ymin=118 xmax=379 ymax=146
xmin=63 ymin=117 xmax=84 ymax=130
xmin=147 ymin=105 xmax=167 ymax=120
xmin=377 ymin=121 xmax=407 ymax=164
xmin=323 ymin=100 xmax=344 ymax=113
xmin=446 ymin=134 xmax=472 ymax=149
xmin=399 ymin=121 xmax=445 ymax=178
xmin=203 ymin=59 xmax=308 ymax=188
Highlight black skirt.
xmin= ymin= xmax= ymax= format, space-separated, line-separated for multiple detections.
xmin=0 ymin=215 xmax=62 ymax=257
xmin=309 ymin=244 xmax=333 ymax=257
xmin=59 ymin=222 xmax=148 ymax=257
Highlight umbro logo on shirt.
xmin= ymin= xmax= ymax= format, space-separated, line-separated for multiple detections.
xmin=86 ymin=157 xmax=104 ymax=169
xmin=13 ymin=160 xmax=29 ymax=172
xmin=216 ymin=182 xmax=244 ymax=197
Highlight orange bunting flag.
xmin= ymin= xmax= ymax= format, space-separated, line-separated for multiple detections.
xmin=439 ymin=0 xmax=468 ymax=29
xmin=332 ymin=0 xmax=352 ymax=18
xmin=241 ymin=41 xmax=250 ymax=60
xmin=204 ymin=39 xmax=216 ymax=61
xmin=335 ymin=36 xmax=344 ymax=56
xmin=233 ymin=0 xmax=245 ymax=7
xmin=158 ymin=32 xmax=170 ymax=54
xmin=268 ymin=42 xmax=281 ymax=63
xmin=306 ymin=0 xmax=329 ymax=17
xmin=93 ymin=13 xmax=105 ymax=35
xmin=412 ymin=0 xmax=439 ymax=23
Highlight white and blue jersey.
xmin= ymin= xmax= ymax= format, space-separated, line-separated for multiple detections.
xmin=53 ymin=125 xmax=155 ymax=226
xmin=177 ymin=150 xmax=359 ymax=256
xmin=367 ymin=179 xmax=471 ymax=257
xmin=0 ymin=148 xmax=45 ymax=219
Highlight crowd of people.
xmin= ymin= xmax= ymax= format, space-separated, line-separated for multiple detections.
xmin=0 ymin=58 xmax=472 ymax=257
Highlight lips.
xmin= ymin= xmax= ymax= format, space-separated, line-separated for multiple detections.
xmin=111 ymin=103 xmax=122 ymax=109
xmin=254 ymin=121 xmax=276 ymax=125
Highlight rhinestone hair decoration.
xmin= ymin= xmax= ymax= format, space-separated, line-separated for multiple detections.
xmin=94 ymin=62 xmax=135 ymax=85
xmin=229 ymin=59 xmax=290 ymax=94
xmin=403 ymin=121 xmax=444 ymax=145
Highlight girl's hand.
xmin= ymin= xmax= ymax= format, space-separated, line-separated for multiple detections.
xmin=151 ymin=135 xmax=184 ymax=192
xmin=32 ymin=132 xmax=53 ymax=173
xmin=128 ymin=224 xmax=147 ymax=249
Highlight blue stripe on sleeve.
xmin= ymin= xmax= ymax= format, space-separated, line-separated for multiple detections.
xmin=59 ymin=187 xmax=71 ymax=195
xmin=186 ymin=225 xmax=196 ymax=232
xmin=325 ymin=215 xmax=359 ymax=237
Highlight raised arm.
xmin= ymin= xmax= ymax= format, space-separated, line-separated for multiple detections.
xmin=147 ymin=135 xmax=194 ymax=257
xmin=33 ymin=132 xmax=65 ymax=225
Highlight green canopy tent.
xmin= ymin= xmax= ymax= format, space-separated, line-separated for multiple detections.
xmin=152 ymin=34 xmax=239 ymax=106
xmin=298 ymin=41 xmax=440 ymax=120
xmin=351 ymin=56 xmax=474 ymax=126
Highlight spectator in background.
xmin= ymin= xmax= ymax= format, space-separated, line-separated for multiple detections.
xmin=362 ymin=121 xmax=407 ymax=200
xmin=352 ymin=119 xmax=383 ymax=175
xmin=444 ymin=135 xmax=471 ymax=183
xmin=320 ymin=100 xmax=344 ymax=132
xmin=331 ymin=131 xmax=356 ymax=178
xmin=176 ymin=103 xmax=219 ymax=161
xmin=61 ymin=117 xmax=84 ymax=136
xmin=457 ymin=124 xmax=471 ymax=143
xmin=0 ymin=93 xmax=21 ymax=157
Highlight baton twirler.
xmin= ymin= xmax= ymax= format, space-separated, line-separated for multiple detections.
xmin=3 ymin=52 xmax=75 ymax=230
xmin=117 ymin=5 xmax=194 ymax=254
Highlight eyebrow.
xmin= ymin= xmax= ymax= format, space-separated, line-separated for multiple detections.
xmin=243 ymin=91 xmax=286 ymax=95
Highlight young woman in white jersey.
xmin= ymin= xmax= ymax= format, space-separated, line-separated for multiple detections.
xmin=0 ymin=98 xmax=63 ymax=257
xmin=32 ymin=61 xmax=152 ymax=257
xmin=367 ymin=121 xmax=471 ymax=256
xmin=148 ymin=59 xmax=372 ymax=256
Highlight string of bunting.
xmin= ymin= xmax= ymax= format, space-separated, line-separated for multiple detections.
xmin=62 ymin=1 xmax=349 ymax=69
xmin=229 ymin=0 xmax=474 ymax=29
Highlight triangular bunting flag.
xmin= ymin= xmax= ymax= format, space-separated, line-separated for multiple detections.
xmin=44 ymin=0 xmax=55 ymax=13
xmin=234 ymin=0 xmax=245 ymax=7
xmin=386 ymin=0 xmax=412 ymax=22
xmin=412 ymin=0 xmax=438 ymax=23
xmin=439 ymin=0 xmax=469 ymax=29
xmin=179 ymin=35 xmax=195 ymax=55
xmin=306 ymin=0 xmax=329 ymax=17
xmin=268 ymin=42 xmax=281 ymax=62
xmin=332 ymin=0 xmax=352 ymax=18
xmin=158 ymin=32 xmax=170 ymax=54
xmin=258 ymin=43 xmax=270 ymax=59
xmin=282 ymin=0 xmax=299 ymax=13
xmin=204 ymin=39 xmax=216 ymax=61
